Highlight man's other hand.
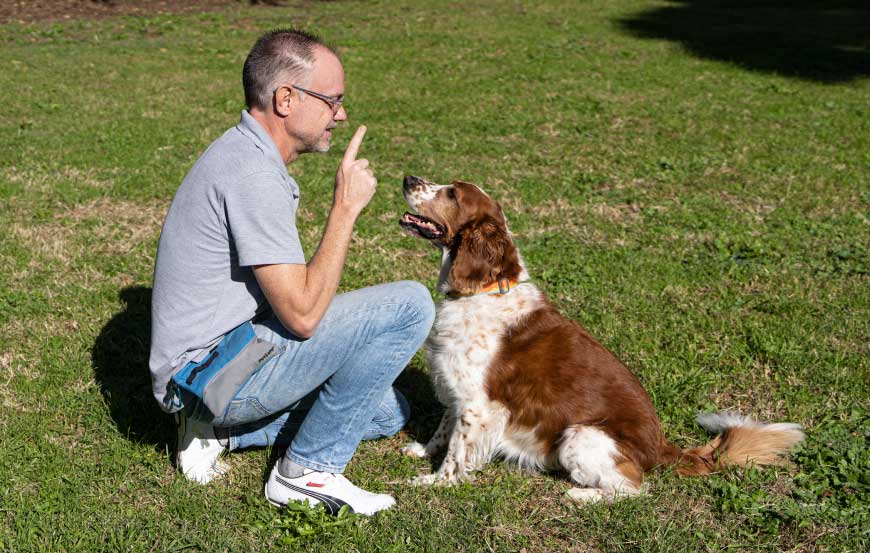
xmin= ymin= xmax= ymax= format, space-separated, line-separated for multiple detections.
xmin=334 ymin=125 xmax=376 ymax=217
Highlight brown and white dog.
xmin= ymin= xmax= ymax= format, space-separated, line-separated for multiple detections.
xmin=398 ymin=175 xmax=804 ymax=503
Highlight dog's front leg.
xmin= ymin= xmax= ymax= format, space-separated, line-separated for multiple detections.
xmin=411 ymin=407 xmax=489 ymax=486
xmin=401 ymin=411 xmax=454 ymax=459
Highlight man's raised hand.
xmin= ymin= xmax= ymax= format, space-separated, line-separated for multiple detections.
xmin=334 ymin=125 xmax=376 ymax=217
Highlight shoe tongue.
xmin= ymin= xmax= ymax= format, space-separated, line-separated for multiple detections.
xmin=301 ymin=469 xmax=337 ymax=483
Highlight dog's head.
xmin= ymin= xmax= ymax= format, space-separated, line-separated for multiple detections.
xmin=400 ymin=175 xmax=524 ymax=295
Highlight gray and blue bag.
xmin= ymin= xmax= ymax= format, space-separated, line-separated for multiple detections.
xmin=171 ymin=321 xmax=278 ymax=419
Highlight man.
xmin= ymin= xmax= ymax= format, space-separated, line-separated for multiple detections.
xmin=149 ymin=29 xmax=435 ymax=516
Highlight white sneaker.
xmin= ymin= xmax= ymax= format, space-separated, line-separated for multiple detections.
xmin=264 ymin=464 xmax=395 ymax=516
xmin=176 ymin=413 xmax=228 ymax=484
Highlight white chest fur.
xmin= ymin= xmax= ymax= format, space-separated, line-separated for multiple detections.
xmin=425 ymin=284 xmax=543 ymax=411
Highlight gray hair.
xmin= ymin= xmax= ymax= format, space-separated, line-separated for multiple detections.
xmin=242 ymin=29 xmax=335 ymax=110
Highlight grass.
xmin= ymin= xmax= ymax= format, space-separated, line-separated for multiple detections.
xmin=1 ymin=0 xmax=868 ymax=551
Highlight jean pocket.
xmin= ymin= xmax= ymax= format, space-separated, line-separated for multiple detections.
xmin=213 ymin=397 xmax=271 ymax=427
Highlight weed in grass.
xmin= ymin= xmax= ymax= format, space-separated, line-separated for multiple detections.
xmin=251 ymin=499 xmax=357 ymax=548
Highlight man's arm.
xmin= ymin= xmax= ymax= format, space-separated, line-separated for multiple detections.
xmin=253 ymin=126 xmax=375 ymax=338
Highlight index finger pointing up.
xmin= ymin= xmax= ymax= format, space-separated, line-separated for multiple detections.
xmin=342 ymin=125 xmax=367 ymax=164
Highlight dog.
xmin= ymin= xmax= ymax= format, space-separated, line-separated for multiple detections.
xmin=398 ymin=175 xmax=804 ymax=503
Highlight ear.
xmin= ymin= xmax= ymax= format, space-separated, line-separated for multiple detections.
xmin=448 ymin=216 xmax=521 ymax=294
xmin=273 ymin=86 xmax=294 ymax=117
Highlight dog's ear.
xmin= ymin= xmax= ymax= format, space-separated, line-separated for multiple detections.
xmin=449 ymin=216 xmax=521 ymax=294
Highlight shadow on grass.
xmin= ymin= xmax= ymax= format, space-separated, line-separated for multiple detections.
xmin=394 ymin=364 xmax=442 ymax=441
xmin=618 ymin=0 xmax=870 ymax=83
xmin=92 ymin=286 xmax=174 ymax=452
xmin=394 ymin=363 xmax=446 ymax=470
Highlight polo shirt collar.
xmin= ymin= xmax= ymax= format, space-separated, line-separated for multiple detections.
xmin=237 ymin=110 xmax=287 ymax=174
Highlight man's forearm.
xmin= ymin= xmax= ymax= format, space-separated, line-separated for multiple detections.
xmin=300 ymin=205 xmax=358 ymax=324
xmin=252 ymin=205 xmax=360 ymax=338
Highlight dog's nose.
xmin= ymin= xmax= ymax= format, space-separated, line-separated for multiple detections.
xmin=403 ymin=175 xmax=422 ymax=190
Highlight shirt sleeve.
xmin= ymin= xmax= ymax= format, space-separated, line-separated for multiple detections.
xmin=223 ymin=171 xmax=306 ymax=267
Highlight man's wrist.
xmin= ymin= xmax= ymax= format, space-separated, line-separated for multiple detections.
xmin=329 ymin=203 xmax=361 ymax=226
xmin=330 ymin=201 xmax=361 ymax=220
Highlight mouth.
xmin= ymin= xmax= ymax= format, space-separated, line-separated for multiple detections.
xmin=399 ymin=212 xmax=445 ymax=240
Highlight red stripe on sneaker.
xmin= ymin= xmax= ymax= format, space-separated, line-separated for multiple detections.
xmin=306 ymin=482 xmax=325 ymax=488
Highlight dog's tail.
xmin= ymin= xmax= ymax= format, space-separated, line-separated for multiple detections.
xmin=660 ymin=412 xmax=804 ymax=476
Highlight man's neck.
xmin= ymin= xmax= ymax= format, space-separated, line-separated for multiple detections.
xmin=248 ymin=108 xmax=298 ymax=164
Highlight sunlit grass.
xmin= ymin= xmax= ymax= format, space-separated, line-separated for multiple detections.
xmin=1 ymin=1 xmax=868 ymax=550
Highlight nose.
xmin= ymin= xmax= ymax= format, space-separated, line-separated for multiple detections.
xmin=403 ymin=175 xmax=422 ymax=191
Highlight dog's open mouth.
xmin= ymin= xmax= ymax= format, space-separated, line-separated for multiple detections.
xmin=399 ymin=212 xmax=445 ymax=240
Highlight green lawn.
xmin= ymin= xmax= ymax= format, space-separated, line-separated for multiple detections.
xmin=1 ymin=1 xmax=868 ymax=551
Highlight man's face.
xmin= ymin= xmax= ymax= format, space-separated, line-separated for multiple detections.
xmin=285 ymin=47 xmax=347 ymax=154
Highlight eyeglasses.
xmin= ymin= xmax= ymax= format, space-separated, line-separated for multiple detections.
xmin=281 ymin=84 xmax=344 ymax=114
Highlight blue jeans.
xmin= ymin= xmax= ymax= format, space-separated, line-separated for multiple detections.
xmin=201 ymin=281 xmax=435 ymax=473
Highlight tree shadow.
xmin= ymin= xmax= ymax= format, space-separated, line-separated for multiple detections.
xmin=618 ymin=0 xmax=870 ymax=83
xmin=92 ymin=286 xmax=174 ymax=452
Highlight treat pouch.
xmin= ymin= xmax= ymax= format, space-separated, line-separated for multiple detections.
xmin=171 ymin=321 xmax=278 ymax=418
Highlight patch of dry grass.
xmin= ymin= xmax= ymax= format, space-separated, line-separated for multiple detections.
xmin=1 ymin=165 xmax=117 ymax=193
xmin=7 ymin=196 xmax=168 ymax=289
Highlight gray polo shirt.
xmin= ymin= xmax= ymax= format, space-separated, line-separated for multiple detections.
xmin=149 ymin=111 xmax=305 ymax=412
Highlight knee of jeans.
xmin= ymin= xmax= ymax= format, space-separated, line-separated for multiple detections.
xmin=396 ymin=280 xmax=435 ymax=335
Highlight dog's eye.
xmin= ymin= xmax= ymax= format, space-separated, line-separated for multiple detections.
xmin=447 ymin=188 xmax=456 ymax=199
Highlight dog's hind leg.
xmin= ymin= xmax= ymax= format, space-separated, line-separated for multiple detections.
xmin=401 ymin=412 xmax=455 ymax=459
xmin=559 ymin=426 xmax=643 ymax=504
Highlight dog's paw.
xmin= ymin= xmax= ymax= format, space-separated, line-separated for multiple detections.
xmin=409 ymin=469 xmax=470 ymax=487
xmin=400 ymin=441 xmax=429 ymax=458
xmin=409 ymin=473 xmax=440 ymax=486
xmin=566 ymin=487 xmax=610 ymax=504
